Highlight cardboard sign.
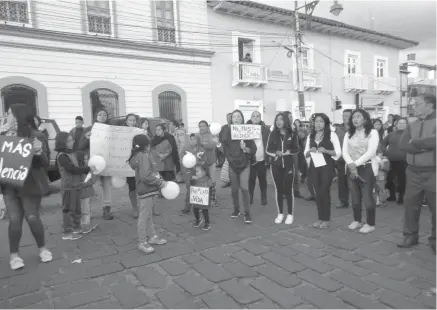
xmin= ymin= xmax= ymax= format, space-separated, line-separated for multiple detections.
xmin=231 ymin=125 xmax=261 ymax=140
xmin=189 ymin=186 xmax=210 ymax=206
xmin=0 ymin=136 xmax=34 ymax=188
xmin=90 ymin=123 xmax=144 ymax=177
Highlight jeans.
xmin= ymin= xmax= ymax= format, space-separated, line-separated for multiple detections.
xmin=99 ymin=176 xmax=112 ymax=206
xmin=229 ymin=165 xmax=251 ymax=215
xmin=81 ymin=198 xmax=91 ymax=225
xmin=248 ymin=161 xmax=267 ymax=201
xmin=62 ymin=190 xmax=81 ymax=232
xmin=310 ymin=165 xmax=333 ymax=221
xmin=348 ymin=164 xmax=376 ymax=226
xmin=337 ymin=161 xmax=349 ymax=206
xmin=3 ymin=187 xmax=45 ymax=253
xmin=138 ymin=197 xmax=157 ymax=243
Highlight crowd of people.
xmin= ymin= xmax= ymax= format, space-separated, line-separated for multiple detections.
xmin=1 ymin=93 xmax=435 ymax=271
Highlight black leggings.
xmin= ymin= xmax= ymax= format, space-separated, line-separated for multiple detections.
xmin=194 ymin=207 xmax=210 ymax=224
xmin=309 ymin=165 xmax=333 ymax=221
xmin=271 ymin=164 xmax=294 ymax=214
xmin=386 ymin=161 xmax=407 ymax=197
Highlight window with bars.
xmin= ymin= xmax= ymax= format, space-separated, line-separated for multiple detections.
xmin=87 ymin=0 xmax=112 ymax=35
xmin=155 ymin=0 xmax=176 ymax=43
xmin=376 ymin=59 xmax=386 ymax=78
xmin=0 ymin=0 xmax=29 ymax=24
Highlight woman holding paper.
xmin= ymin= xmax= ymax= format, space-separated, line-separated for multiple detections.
xmin=266 ymin=112 xmax=299 ymax=225
xmin=304 ymin=113 xmax=341 ymax=229
xmin=150 ymin=124 xmax=175 ymax=181
xmin=342 ymin=109 xmax=379 ymax=234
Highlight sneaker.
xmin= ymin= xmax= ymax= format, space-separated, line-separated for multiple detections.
xmin=313 ymin=220 xmax=322 ymax=228
xmin=359 ymin=224 xmax=375 ymax=234
xmin=10 ymin=254 xmax=24 ymax=270
xmin=274 ymin=214 xmax=284 ymax=224
xmin=319 ymin=221 xmax=330 ymax=229
xmin=285 ymin=214 xmax=294 ymax=225
xmin=244 ymin=214 xmax=253 ymax=224
xmin=148 ymin=235 xmax=167 ymax=245
xmin=62 ymin=233 xmax=82 ymax=240
xmin=231 ymin=210 xmax=240 ymax=218
xmin=202 ymin=223 xmax=211 ymax=231
xmin=194 ymin=218 xmax=203 ymax=228
xmin=138 ymin=243 xmax=154 ymax=254
xmin=39 ymin=248 xmax=53 ymax=263
xmin=348 ymin=221 xmax=362 ymax=230
xmin=82 ymin=224 xmax=98 ymax=234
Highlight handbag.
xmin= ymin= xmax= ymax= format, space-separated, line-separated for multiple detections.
xmin=220 ymin=160 xmax=230 ymax=183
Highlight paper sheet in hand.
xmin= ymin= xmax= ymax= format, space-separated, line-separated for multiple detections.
xmin=310 ymin=152 xmax=326 ymax=167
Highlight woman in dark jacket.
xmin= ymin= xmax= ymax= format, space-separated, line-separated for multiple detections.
xmin=150 ymin=124 xmax=176 ymax=181
xmin=246 ymin=111 xmax=270 ymax=206
xmin=77 ymin=107 xmax=114 ymax=220
xmin=380 ymin=117 xmax=408 ymax=204
xmin=266 ymin=112 xmax=300 ymax=225
xmin=221 ymin=109 xmax=257 ymax=224
xmin=0 ymin=104 xmax=52 ymax=270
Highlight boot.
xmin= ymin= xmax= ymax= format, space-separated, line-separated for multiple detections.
xmin=386 ymin=189 xmax=396 ymax=202
xmin=129 ymin=191 xmax=139 ymax=218
xmin=397 ymin=236 xmax=419 ymax=248
xmin=102 ymin=206 xmax=114 ymax=220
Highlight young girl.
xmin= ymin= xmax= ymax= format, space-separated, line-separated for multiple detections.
xmin=56 ymin=132 xmax=92 ymax=240
xmin=126 ymin=114 xmax=140 ymax=218
xmin=128 ymin=134 xmax=167 ymax=254
xmin=191 ymin=163 xmax=213 ymax=231
xmin=77 ymin=152 xmax=98 ymax=233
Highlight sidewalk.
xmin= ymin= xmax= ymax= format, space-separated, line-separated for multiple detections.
xmin=0 ymin=177 xmax=435 ymax=309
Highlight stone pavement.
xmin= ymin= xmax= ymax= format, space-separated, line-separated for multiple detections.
xmin=0 ymin=174 xmax=435 ymax=309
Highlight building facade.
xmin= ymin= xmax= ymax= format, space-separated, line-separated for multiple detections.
xmin=207 ymin=1 xmax=418 ymax=125
xmin=0 ymin=0 xmax=214 ymax=132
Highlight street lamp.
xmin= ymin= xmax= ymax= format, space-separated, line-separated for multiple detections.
xmin=294 ymin=1 xmax=343 ymax=120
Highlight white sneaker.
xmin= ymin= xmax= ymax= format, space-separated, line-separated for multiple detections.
xmin=10 ymin=255 xmax=24 ymax=270
xmin=39 ymin=248 xmax=53 ymax=263
xmin=274 ymin=214 xmax=284 ymax=224
xmin=348 ymin=221 xmax=362 ymax=230
xmin=359 ymin=224 xmax=375 ymax=234
xmin=285 ymin=214 xmax=294 ymax=225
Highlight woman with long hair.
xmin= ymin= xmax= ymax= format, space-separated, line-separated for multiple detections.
xmin=282 ymin=111 xmax=302 ymax=198
xmin=1 ymin=104 xmax=52 ymax=270
xmin=266 ymin=112 xmax=299 ymax=225
xmin=373 ymin=119 xmax=384 ymax=143
xmin=77 ymin=107 xmax=114 ymax=220
xmin=141 ymin=118 xmax=153 ymax=140
xmin=343 ymin=109 xmax=379 ymax=234
xmin=247 ymin=111 xmax=270 ymax=206
xmin=221 ymin=109 xmax=257 ymax=223
xmin=304 ymin=113 xmax=341 ymax=228
xmin=150 ymin=124 xmax=175 ymax=181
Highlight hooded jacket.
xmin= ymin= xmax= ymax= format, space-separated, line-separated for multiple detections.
xmin=129 ymin=151 xmax=163 ymax=199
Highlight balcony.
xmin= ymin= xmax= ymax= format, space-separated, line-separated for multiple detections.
xmin=344 ymin=74 xmax=369 ymax=93
xmin=298 ymin=69 xmax=323 ymax=91
xmin=232 ymin=62 xmax=268 ymax=87
xmin=373 ymin=77 xmax=397 ymax=94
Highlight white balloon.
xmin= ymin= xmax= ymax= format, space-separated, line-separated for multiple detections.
xmin=182 ymin=152 xmax=197 ymax=169
xmin=111 ymin=176 xmax=126 ymax=188
xmin=210 ymin=122 xmax=222 ymax=135
xmin=161 ymin=181 xmax=180 ymax=200
xmin=88 ymin=155 xmax=106 ymax=174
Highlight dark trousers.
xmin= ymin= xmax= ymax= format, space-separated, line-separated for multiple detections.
xmin=386 ymin=161 xmax=407 ymax=197
xmin=348 ymin=164 xmax=376 ymax=226
xmin=306 ymin=174 xmax=316 ymax=198
xmin=3 ymin=187 xmax=45 ymax=253
xmin=126 ymin=177 xmax=136 ymax=192
xmin=62 ymin=189 xmax=81 ymax=232
xmin=160 ymin=171 xmax=176 ymax=181
xmin=249 ymin=161 xmax=267 ymax=201
xmin=216 ymin=149 xmax=225 ymax=167
xmin=298 ymin=153 xmax=307 ymax=180
xmin=271 ymin=164 xmax=294 ymax=214
xmin=309 ymin=165 xmax=333 ymax=221
xmin=194 ymin=207 xmax=210 ymax=224
xmin=337 ymin=160 xmax=349 ymax=206
xmin=403 ymin=166 xmax=436 ymax=245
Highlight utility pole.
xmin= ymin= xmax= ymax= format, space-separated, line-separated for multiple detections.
xmin=294 ymin=0 xmax=306 ymax=120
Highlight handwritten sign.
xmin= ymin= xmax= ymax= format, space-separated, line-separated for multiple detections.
xmin=0 ymin=136 xmax=34 ymax=188
xmin=90 ymin=123 xmax=144 ymax=177
xmin=189 ymin=186 xmax=210 ymax=206
xmin=231 ymin=125 xmax=261 ymax=140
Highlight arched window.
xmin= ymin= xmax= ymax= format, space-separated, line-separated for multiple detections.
xmin=1 ymin=84 xmax=38 ymax=116
xmin=90 ymin=88 xmax=119 ymax=120
xmin=158 ymin=91 xmax=182 ymax=123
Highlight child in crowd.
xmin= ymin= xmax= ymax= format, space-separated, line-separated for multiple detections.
xmin=77 ymin=152 xmax=98 ymax=233
xmin=190 ymin=162 xmax=213 ymax=231
xmin=128 ymin=134 xmax=167 ymax=254
xmin=55 ymin=132 xmax=93 ymax=240
xmin=375 ymin=153 xmax=390 ymax=207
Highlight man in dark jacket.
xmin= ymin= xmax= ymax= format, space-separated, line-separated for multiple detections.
xmin=398 ymin=94 xmax=436 ymax=252
xmin=335 ymin=109 xmax=352 ymax=208
xmin=69 ymin=116 xmax=84 ymax=151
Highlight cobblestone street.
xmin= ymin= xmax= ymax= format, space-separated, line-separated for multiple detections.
xmin=0 ymin=175 xmax=435 ymax=309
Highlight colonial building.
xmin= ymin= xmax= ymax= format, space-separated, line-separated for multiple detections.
xmin=0 ymin=0 xmax=213 ymax=132
xmin=207 ymin=1 xmax=418 ymax=125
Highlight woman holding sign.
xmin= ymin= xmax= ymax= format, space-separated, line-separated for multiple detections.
xmin=221 ymin=110 xmax=257 ymax=224
xmin=0 ymin=104 xmax=52 ymax=270
xmin=304 ymin=113 xmax=341 ymax=229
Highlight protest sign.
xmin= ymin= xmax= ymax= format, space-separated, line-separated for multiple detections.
xmin=231 ymin=125 xmax=261 ymax=140
xmin=0 ymin=136 xmax=34 ymax=188
xmin=189 ymin=186 xmax=210 ymax=206
xmin=90 ymin=123 xmax=144 ymax=177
